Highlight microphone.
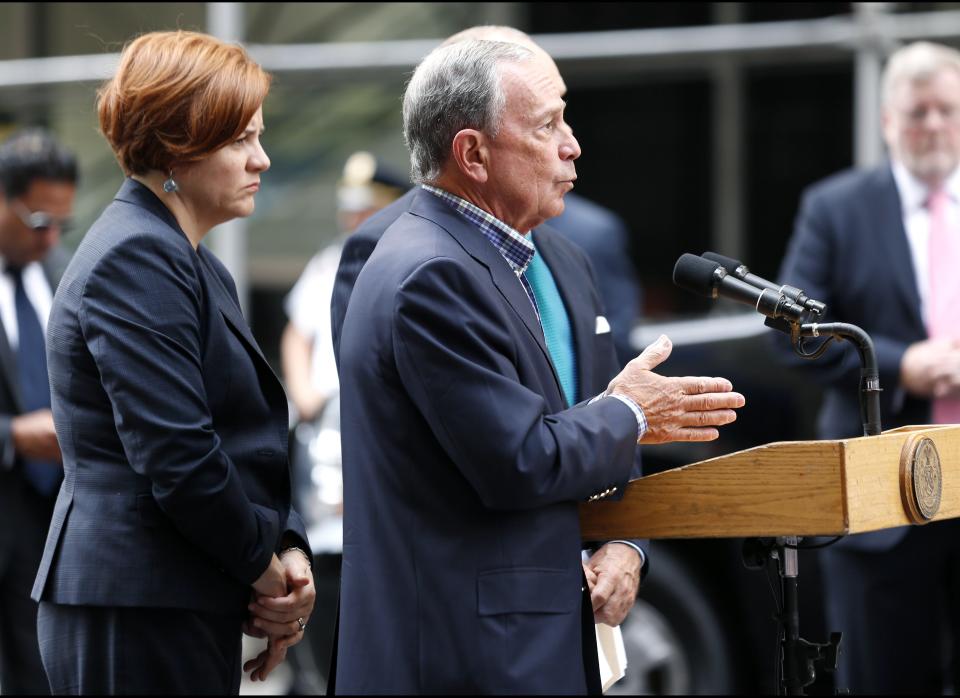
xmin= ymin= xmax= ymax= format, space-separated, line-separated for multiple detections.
xmin=701 ymin=251 xmax=827 ymax=316
xmin=673 ymin=253 xmax=807 ymax=322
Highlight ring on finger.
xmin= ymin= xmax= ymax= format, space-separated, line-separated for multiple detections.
xmin=297 ymin=616 xmax=306 ymax=632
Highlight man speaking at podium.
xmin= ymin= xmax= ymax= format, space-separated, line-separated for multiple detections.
xmin=778 ymin=41 xmax=960 ymax=694
xmin=333 ymin=39 xmax=745 ymax=694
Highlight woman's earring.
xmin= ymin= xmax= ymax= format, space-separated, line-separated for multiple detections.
xmin=162 ymin=171 xmax=178 ymax=193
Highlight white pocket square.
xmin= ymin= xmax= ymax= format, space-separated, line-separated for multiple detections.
xmin=595 ymin=315 xmax=611 ymax=334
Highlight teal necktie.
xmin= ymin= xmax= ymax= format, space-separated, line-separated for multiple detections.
xmin=524 ymin=246 xmax=578 ymax=407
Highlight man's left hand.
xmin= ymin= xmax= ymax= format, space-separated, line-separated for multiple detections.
xmin=583 ymin=543 xmax=641 ymax=626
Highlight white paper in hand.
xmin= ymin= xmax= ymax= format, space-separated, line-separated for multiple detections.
xmin=595 ymin=622 xmax=627 ymax=692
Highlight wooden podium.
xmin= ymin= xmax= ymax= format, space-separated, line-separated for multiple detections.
xmin=580 ymin=424 xmax=960 ymax=541
xmin=580 ymin=424 xmax=960 ymax=693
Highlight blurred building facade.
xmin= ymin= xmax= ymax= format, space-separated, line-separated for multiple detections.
xmin=2 ymin=2 xmax=959 ymax=367
xmin=6 ymin=4 xmax=960 ymax=693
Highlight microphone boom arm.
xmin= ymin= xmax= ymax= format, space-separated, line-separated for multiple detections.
xmin=766 ymin=318 xmax=882 ymax=437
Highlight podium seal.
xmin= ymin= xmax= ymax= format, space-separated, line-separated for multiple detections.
xmin=899 ymin=435 xmax=942 ymax=524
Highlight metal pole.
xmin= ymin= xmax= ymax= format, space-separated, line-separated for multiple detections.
xmin=779 ymin=536 xmax=804 ymax=695
xmin=853 ymin=3 xmax=893 ymax=169
xmin=206 ymin=2 xmax=250 ymax=319
xmin=711 ymin=3 xmax=745 ymax=262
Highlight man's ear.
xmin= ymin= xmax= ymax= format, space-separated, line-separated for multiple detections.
xmin=450 ymin=129 xmax=489 ymax=184
xmin=880 ymin=108 xmax=896 ymax=153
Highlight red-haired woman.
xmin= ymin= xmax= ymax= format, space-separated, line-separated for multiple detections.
xmin=31 ymin=31 xmax=314 ymax=694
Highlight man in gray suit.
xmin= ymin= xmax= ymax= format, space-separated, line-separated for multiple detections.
xmin=0 ymin=128 xmax=76 ymax=695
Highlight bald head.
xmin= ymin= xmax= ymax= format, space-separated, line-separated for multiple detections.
xmin=442 ymin=25 xmax=566 ymax=95
xmin=442 ymin=25 xmax=535 ymax=49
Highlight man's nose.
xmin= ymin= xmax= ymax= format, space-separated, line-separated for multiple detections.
xmin=922 ymin=107 xmax=950 ymax=130
xmin=560 ymin=123 xmax=581 ymax=161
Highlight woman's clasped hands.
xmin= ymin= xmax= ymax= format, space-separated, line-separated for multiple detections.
xmin=244 ymin=548 xmax=316 ymax=681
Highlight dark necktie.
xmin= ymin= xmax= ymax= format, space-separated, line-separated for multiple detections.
xmin=8 ymin=265 xmax=60 ymax=496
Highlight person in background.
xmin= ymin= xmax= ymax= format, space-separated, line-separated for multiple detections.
xmin=30 ymin=30 xmax=314 ymax=695
xmin=0 ymin=128 xmax=75 ymax=696
xmin=282 ymin=151 xmax=406 ymax=426
xmin=776 ymin=40 xmax=960 ymax=694
xmin=280 ymin=151 xmax=405 ymax=690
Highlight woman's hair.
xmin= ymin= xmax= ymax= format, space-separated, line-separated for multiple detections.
xmin=97 ymin=30 xmax=271 ymax=175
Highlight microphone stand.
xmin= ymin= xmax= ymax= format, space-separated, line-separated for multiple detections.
xmin=787 ymin=321 xmax=883 ymax=437
xmin=751 ymin=317 xmax=882 ymax=694
xmin=672 ymin=253 xmax=879 ymax=693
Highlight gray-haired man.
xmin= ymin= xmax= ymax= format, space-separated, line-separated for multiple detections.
xmin=332 ymin=39 xmax=743 ymax=694
xmin=777 ymin=41 xmax=960 ymax=693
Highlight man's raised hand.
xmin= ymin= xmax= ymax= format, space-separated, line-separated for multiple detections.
xmin=607 ymin=334 xmax=745 ymax=443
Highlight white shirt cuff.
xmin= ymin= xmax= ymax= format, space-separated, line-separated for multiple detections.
xmin=607 ymin=539 xmax=646 ymax=567
xmin=589 ymin=391 xmax=647 ymax=441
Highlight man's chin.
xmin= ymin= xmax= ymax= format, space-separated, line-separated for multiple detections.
xmin=548 ymin=197 xmax=566 ymax=219
xmin=909 ymin=154 xmax=959 ymax=183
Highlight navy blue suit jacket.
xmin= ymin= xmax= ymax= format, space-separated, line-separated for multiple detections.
xmin=334 ymin=189 xmax=639 ymax=693
xmin=330 ymin=188 xmax=416 ymax=368
xmin=777 ymin=163 xmax=929 ymax=551
xmin=331 ymin=186 xmax=644 ymax=513
xmin=32 ymin=178 xmax=308 ymax=614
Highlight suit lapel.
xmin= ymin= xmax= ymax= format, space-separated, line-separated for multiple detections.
xmin=0 ymin=255 xmax=64 ymax=413
xmin=873 ymin=166 xmax=926 ymax=336
xmin=533 ymin=227 xmax=595 ymax=401
xmin=408 ymin=190 xmax=555 ymax=366
xmin=197 ymin=249 xmax=268 ymax=364
xmin=0 ymin=311 xmax=22 ymax=411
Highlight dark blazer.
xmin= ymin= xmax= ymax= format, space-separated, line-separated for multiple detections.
xmin=330 ymin=188 xmax=416 ymax=369
xmin=32 ymin=178 xmax=308 ymax=614
xmin=0 ymin=247 xmax=69 ymax=694
xmin=776 ymin=163 xmax=927 ymax=551
xmin=331 ymin=188 xmax=633 ymax=423
xmin=330 ymin=186 xmax=645 ymax=508
xmin=0 ymin=248 xmax=69 ymax=480
xmin=334 ymin=188 xmax=639 ymax=694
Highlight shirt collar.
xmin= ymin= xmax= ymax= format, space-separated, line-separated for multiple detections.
xmin=0 ymin=257 xmax=40 ymax=276
xmin=421 ymin=184 xmax=535 ymax=275
xmin=891 ymin=159 xmax=960 ymax=213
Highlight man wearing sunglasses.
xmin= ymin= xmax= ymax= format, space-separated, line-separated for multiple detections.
xmin=0 ymin=128 xmax=76 ymax=694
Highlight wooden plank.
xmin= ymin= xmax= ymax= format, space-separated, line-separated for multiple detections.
xmin=579 ymin=440 xmax=847 ymax=540
xmin=579 ymin=425 xmax=960 ymax=541
xmin=844 ymin=426 xmax=960 ymax=533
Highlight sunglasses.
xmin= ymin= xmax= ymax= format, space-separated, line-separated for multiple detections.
xmin=12 ymin=200 xmax=72 ymax=234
